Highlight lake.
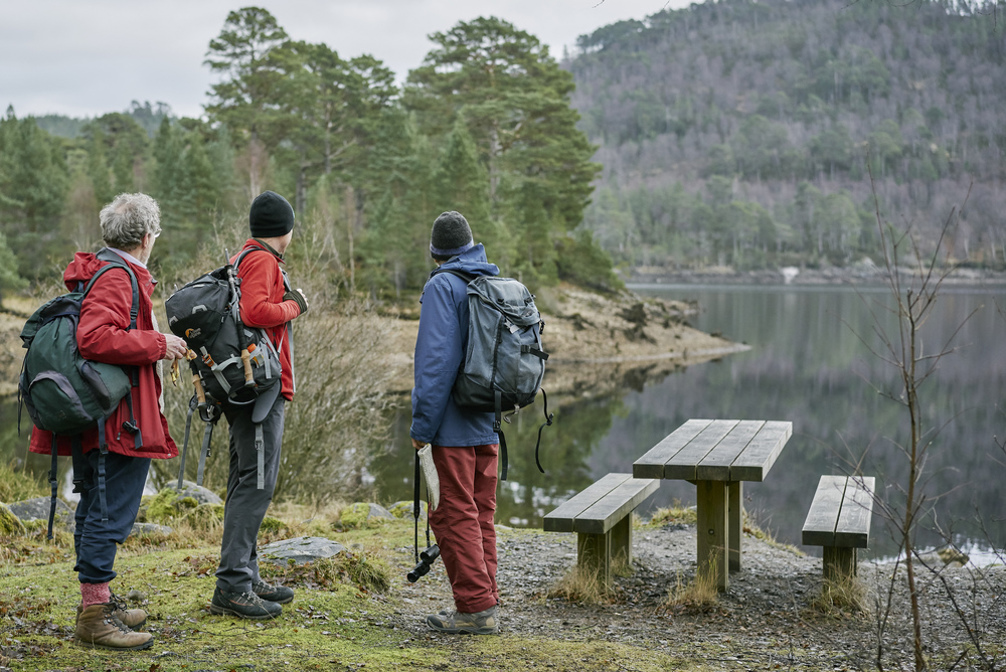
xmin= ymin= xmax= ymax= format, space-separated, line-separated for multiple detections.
xmin=4 ymin=281 xmax=1003 ymax=563
xmin=372 ymin=281 xmax=1006 ymax=562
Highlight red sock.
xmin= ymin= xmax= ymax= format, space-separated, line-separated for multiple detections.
xmin=81 ymin=582 xmax=111 ymax=610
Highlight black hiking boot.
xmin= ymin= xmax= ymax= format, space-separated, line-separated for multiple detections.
xmin=252 ymin=579 xmax=294 ymax=604
xmin=210 ymin=587 xmax=282 ymax=619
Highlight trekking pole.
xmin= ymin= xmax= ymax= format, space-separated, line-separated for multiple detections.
xmin=226 ymin=252 xmax=257 ymax=391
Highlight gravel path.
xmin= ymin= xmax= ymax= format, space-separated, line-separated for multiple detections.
xmin=391 ymin=521 xmax=1006 ymax=670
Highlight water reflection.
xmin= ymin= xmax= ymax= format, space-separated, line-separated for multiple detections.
xmin=373 ymin=283 xmax=1005 ymax=561
xmin=3 ymin=284 xmax=1003 ymax=564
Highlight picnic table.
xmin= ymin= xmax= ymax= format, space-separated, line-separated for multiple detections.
xmin=633 ymin=419 xmax=793 ymax=590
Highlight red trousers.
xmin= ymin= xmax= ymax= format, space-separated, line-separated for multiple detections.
xmin=429 ymin=443 xmax=499 ymax=613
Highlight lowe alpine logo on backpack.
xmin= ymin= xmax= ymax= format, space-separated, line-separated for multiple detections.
xmin=437 ymin=269 xmax=552 ymax=480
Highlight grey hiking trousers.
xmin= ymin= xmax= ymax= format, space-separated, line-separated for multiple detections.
xmin=215 ymin=395 xmax=285 ymax=593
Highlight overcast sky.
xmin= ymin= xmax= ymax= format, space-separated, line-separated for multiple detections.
xmin=2 ymin=0 xmax=688 ymax=120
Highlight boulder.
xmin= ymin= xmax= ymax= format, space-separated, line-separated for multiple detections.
xmin=260 ymin=536 xmax=346 ymax=566
xmin=129 ymin=522 xmax=172 ymax=537
xmin=0 ymin=502 xmax=27 ymax=535
xmin=166 ymin=480 xmax=223 ymax=505
xmin=388 ymin=500 xmax=427 ymax=519
xmin=8 ymin=496 xmax=74 ymax=534
xmin=339 ymin=502 xmax=394 ymax=528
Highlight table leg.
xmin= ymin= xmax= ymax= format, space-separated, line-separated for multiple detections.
xmin=729 ymin=481 xmax=742 ymax=572
xmin=695 ymin=479 xmax=729 ymax=591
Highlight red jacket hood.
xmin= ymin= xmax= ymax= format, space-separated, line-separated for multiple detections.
xmin=63 ymin=251 xmax=154 ymax=294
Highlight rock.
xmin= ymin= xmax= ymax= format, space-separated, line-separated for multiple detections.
xmin=388 ymin=500 xmax=427 ymax=519
xmin=0 ymin=502 xmax=27 ymax=535
xmin=165 ymin=480 xmax=223 ymax=505
xmin=129 ymin=522 xmax=172 ymax=537
xmin=7 ymin=496 xmax=74 ymax=534
xmin=339 ymin=502 xmax=394 ymax=528
xmin=937 ymin=547 xmax=970 ymax=567
xmin=260 ymin=536 xmax=346 ymax=566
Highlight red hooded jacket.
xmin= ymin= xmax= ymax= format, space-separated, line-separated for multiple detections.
xmin=232 ymin=240 xmax=300 ymax=400
xmin=28 ymin=251 xmax=178 ymax=459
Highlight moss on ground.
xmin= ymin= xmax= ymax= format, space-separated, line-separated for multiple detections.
xmin=0 ymin=502 xmax=26 ymax=535
xmin=0 ymin=514 xmax=702 ymax=672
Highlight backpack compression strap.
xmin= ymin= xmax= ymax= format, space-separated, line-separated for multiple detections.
xmin=493 ymin=391 xmax=509 ymax=481
xmin=85 ymin=252 xmax=143 ymax=449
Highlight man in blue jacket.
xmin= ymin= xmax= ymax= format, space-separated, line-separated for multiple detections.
xmin=410 ymin=211 xmax=501 ymax=635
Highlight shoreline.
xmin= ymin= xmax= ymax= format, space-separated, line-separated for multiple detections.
xmin=624 ymin=265 xmax=1006 ymax=288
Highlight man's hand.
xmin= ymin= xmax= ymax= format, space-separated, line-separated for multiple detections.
xmin=411 ymin=438 xmax=425 ymax=451
xmin=162 ymin=334 xmax=188 ymax=360
xmin=284 ymin=288 xmax=309 ymax=315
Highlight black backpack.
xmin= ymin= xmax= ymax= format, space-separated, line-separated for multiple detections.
xmin=436 ymin=268 xmax=552 ymax=480
xmin=18 ymin=248 xmax=142 ymax=538
xmin=164 ymin=247 xmax=284 ymax=489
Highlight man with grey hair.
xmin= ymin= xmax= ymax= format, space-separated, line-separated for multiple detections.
xmin=28 ymin=192 xmax=188 ymax=650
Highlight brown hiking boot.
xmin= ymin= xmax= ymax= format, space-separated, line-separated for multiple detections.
xmin=76 ymin=594 xmax=147 ymax=630
xmin=75 ymin=603 xmax=153 ymax=650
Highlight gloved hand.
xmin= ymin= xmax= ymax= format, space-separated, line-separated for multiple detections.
xmin=284 ymin=288 xmax=309 ymax=315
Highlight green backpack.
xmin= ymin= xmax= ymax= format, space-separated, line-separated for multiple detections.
xmin=18 ymin=248 xmax=142 ymax=537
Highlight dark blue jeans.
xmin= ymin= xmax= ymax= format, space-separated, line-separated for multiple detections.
xmin=74 ymin=449 xmax=151 ymax=584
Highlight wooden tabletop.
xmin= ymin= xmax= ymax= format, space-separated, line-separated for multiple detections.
xmin=633 ymin=419 xmax=793 ymax=482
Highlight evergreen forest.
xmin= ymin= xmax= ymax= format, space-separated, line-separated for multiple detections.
xmin=1 ymin=0 xmax=1004 ymax=304
xmin=0 ymin=8 xmax=609 ymax=299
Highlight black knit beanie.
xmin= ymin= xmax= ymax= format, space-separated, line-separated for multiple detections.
xmin=249 ymin=191 xmax=295 ymax=237
xmin=430 ymin=211 xmax=474 ymax=259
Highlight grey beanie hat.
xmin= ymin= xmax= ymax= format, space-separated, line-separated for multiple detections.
xmin=430 ymin=211 xmax=474 ymax=258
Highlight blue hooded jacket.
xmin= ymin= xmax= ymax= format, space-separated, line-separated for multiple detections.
xmin=410 ymin=244 xmax=500 ymax=447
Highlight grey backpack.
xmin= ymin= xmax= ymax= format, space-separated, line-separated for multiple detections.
xmin=437 ymin=269 xmax=552 ymax=479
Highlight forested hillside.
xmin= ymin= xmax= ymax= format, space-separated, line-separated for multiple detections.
xmin=567 ymin=0 xmax=1005 ymax=272
xmin=3 ymin=0 xmax=1003 ymax=305
xmin=0 ymin=9 xmax=615 ymax=303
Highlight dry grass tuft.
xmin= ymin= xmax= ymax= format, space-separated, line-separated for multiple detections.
xmin=545 ymin=566 xmax=613 ymax=605
xmin=647 ymin=501 xmax=697 ymax=527
xmin=809 ymin=575 xmax=867 ymax=614
xmin=662 ymin=568 xmax=719 ymax=613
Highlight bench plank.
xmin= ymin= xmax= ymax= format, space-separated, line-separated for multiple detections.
xmin=834 ymin=476 xmax=875 ymax=548
xmin=632 ymin=419 xmax=711 ymax=479
xmin=696 ymin=420 xmax=765 ymax=481
xmin=729 ymin=420 xmax=792 ymax=481
xmin=575 ymin=477 xmax=660 ymax=535
xmin=543 ymin=472 xmax=631 ymax=533
xmin=664 ymin=419 xmax=740 ymax=479
xmin=801 ymin=475 xmax=847 ymax=547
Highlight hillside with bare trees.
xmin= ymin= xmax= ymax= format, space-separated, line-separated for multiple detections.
xmin=565 ymin=0 xmax=1005 ymax=273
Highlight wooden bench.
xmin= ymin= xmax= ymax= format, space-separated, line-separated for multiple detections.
xmin=543 ymin=472 xmax=660 ymax=586
xmin=802 ymin=475 xmax=876 ymax=580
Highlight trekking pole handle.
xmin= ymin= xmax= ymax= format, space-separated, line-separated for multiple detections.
xmin=193 ymin=373 xmax=206 ymax=406
xmin=241 ymin=348 xmax=255 ymax=387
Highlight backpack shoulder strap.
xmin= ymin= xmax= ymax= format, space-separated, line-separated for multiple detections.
xmin=433 ymin=268 xmax=476 ymax=284
xmin=86 ymin=248 xmax=143 ymax=448
xmin=234 ymin=245 xmax=290 ymax=290
xmin=233 ymin=246 xmax=262 ymax=271
xmin=87 ymin=249 xmax=140 ymax=330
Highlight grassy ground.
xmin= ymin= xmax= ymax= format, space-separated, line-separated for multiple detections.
xmin=0 ymin=499 xmax=704 ymax=672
